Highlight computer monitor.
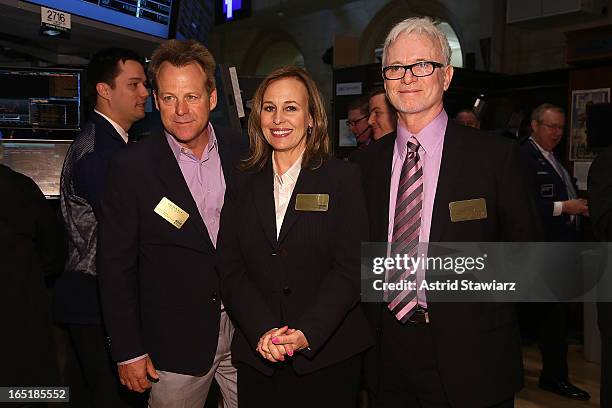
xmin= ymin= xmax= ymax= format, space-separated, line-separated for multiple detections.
xmin=0 ymin=68 xmax=81 ymax=130
xmin=26 ymin=0 xmax=177 ymax=38
xmin=0 ymin=139 xmax=72 ymax=198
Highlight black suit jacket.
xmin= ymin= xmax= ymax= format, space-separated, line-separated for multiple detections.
xmin=588 ymin=145 xmax=612 ymax=339
xmin=0 ymin=165 xmax=65 ymax=385
xmin=97 ymin=127 xmax=242 ymax=375
xmin=217 ymin=157 xmax=373 ymax=375
xmin=519 ymin=138 xmax=577 ymax=241
xmin=354 ymin=120 xmax=542 ymax=408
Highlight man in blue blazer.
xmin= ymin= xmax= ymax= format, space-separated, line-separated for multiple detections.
xmin=55 ymin=48 xmax=149 ymax=408
xmin=519 ymin=103 xmax=590 ymax=401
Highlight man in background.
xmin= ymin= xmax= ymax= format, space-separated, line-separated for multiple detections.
xmin=588 ymin=145 xmax=612 ymax=408
xmin=519 ymin=103 xmax=590 ymax=401
xmin=1 ymin=164 xmax=65 ymax=390
xmin=455 ymin=108 xmax=480 ymax=129
xmin=347 ymin=96 xmax=373 ymax=146
xmin=368 ymin=88 xmax=397 ymax=141
xmin=54 ymin=48 xmax=149 ymax=407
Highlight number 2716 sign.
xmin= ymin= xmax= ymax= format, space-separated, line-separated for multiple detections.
xmin=41 ymin=6 xmax=71 ymax=32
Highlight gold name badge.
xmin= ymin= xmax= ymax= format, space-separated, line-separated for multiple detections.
xmin=154 ymin=197 xmax=189 ymax=229
xmin=295 ymin=193 xmax=329 ymax=212
xmin=449 ymin=198 xmax=487 ymax=222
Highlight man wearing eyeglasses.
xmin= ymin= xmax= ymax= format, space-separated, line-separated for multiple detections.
xmin=522 ymin=104 xmax=588 ymax=224
xmin=354 ymin=16 xmax=541 ymax=408
xmin=519 ymin=103 xmax=590 ymax=401
xmin=346 ymin=96 xmax=373 ymax=146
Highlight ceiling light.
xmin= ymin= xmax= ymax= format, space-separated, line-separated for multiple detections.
xmin=41 ymin=29 xmax=62 ymax=36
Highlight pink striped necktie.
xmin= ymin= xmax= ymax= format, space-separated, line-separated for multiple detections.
xmin=387 ymin=137 xmax=423 ymax=323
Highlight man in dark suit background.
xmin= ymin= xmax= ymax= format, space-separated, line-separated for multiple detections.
xmin=588 ymin=145 xmax=612 ymax=408
xmin=354 ymin=17 xmax=541 ymax=408
xmin=54 ymin=48 xmax=149 ymax=408
xmin=347 ymin=96 xmax=373 ymax=147
xmin=0 ymin=164 xmax=65 ymax=390
xmin=519 ymin=103 xmax=590 ymax=400
xmin=98 ymin=39 xmax=241 ymax=407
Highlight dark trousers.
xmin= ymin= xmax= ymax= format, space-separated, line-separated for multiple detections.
xmin=374 ymin=310 xmax=514 ymax=408
xmin=599 ymin=303 xmax=612 ymax=408
xmin=536 ymin=303 xmax=569 ymax=381
xmin=68 ymin=324 xmax=145 ymax=408
xmin=237 ymin=354 xmax=361 ymax=408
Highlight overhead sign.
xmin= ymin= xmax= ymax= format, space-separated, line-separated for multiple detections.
xmin=40 ymin=6 xmax=71 ymax=35
xmin=215 ymin=0 xmax=251 ymax=24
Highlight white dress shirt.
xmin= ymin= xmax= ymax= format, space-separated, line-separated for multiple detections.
xmin=272 ymin=152 xmax=303 ymax=238
xmin=530 ymin=137 xmax=576 ymax=216
xmin=94 ymin=109 xmax=129 ymax=144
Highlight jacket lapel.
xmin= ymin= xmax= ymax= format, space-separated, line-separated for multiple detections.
xmin=252 ymin=161 xmax=279 ymax=248
xmin=277 ymin=165 xmax=318 ymax=244
xmin=151 ymin=132 xmax=214 ymax=249
xmin=372 ymin=134 xmax=395 ymax=242
xmin=430 ymin=121 xmax=466 ymax=242
xmin=528 ymin=139 xmax=565 ymax=185
xmin=216 ymin=127 xmax=240 ymax=187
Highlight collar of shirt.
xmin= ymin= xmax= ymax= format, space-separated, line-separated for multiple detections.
xmin=272 ymin=151 xmax=303 ymax=187
xmin=94 ymin=109 xmax=129 ymax=144
xmin=529 ymin=135 xmax=555 ymax=158
xmin=165 ymin=123 xmax=217 ymax=163
xmin=395 ymin=109 xmax=447 ymax=160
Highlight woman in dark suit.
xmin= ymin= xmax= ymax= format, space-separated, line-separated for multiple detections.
xmin=217 ymin=66 xmax=372 ymax=407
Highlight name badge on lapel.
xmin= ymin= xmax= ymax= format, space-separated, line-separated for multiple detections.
xmin=295 ymin=193 xmax=329 ymax=212
xmin=154 ymin=197 xmax=189 ymax=229
xmin=540 ymin=184 xmax=554 ymax=198
xmin=449 ymin=198 xmax=487 ymax=222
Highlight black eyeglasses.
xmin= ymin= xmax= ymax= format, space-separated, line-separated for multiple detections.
xmin=382 ymin=61 xmax=444 ymax=80
xmin=538 ymin=121 xmax=565 ymax=131
xmin=346 ymin=114 xmax=369 ymax=127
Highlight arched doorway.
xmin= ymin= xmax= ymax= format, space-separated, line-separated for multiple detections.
xmin=241 ymin=30 xmax=304 ymax=76
xmin=254 ymin=41 xmax=305 ymax=76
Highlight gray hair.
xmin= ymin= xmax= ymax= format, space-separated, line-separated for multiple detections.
xmin=531 ymin=103 xmax=565 ymax=122
xmin=382 ymin=16 xmax=452 ymax=66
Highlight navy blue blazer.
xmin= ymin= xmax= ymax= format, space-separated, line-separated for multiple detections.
xmin=54 ymin=112 xmax=127 ymax=325
xmin=519 ymin=138 xmax=577 ymax=242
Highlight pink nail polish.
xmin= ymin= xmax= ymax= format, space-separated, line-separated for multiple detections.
xmin=271 ymin=337 xmax=279 ymax=344
xmin=287 ymin=350 xmax=293 ymax=357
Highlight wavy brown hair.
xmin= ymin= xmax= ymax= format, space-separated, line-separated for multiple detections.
xmin=241 ymin=66 xmax=330 ymax=171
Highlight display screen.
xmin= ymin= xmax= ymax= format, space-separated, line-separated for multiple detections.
xmin=27 ymin=0 xmax=175 ymax=38
xmin=0 ymin=139 xmax=72 ymax=197
xmin=0 ymin=69 xmax=81 ymax=130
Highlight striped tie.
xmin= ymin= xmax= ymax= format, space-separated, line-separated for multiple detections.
xmin=387 ymin=137 xmax=423 ymax=323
